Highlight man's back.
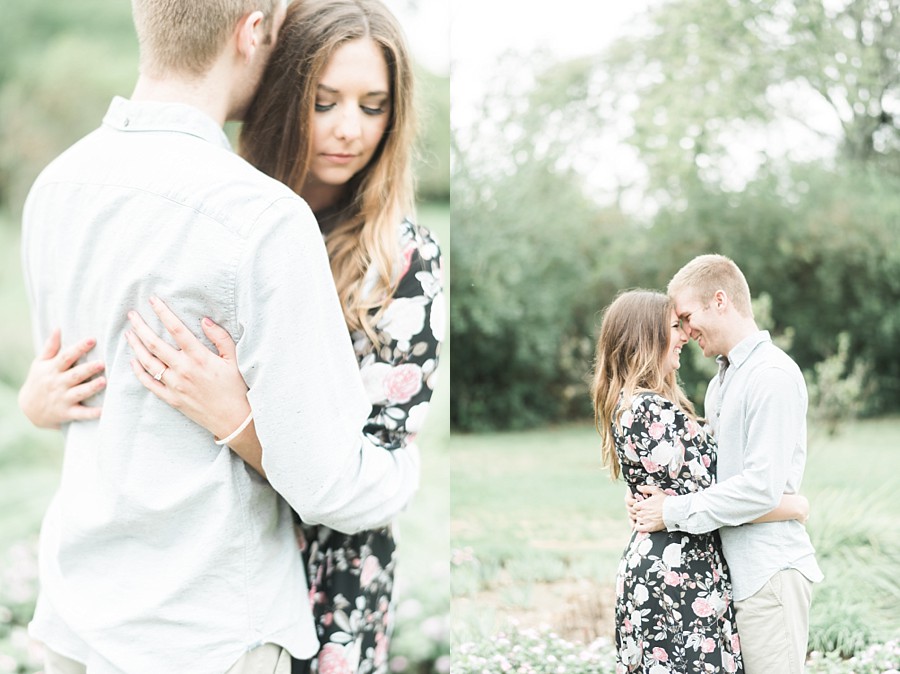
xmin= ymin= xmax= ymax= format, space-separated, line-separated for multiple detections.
xmin=22 ymin=97 xmax=319 ymax=673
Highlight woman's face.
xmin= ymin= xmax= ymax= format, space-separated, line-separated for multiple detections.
xmin=301 ymin=37 xmax=392 ymax=211
xmin=663 ymin=308 xmax=689 ymax=376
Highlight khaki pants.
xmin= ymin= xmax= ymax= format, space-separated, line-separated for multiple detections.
xmin=734 ymin=569 xmax=813 ymax=674
xmin=44 ymin=643 xmax=291 ymax=674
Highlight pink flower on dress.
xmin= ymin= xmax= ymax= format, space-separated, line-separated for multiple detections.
xmin=640 ymin=457 xmax=660 ymax=473
xmin=623 ymin=617 xmax=633 ymax=633
xmin=318 ymin=644 xmax=352 ymax=674
xmin=323 ymin=612 xmax=334 ymax=626
xmin=399 ymin=243 xmax=416 ymax=278
xmin=692 ymin=598 xmax=714 ymax=617
xmin=663 ymin=571 xmax=682 ymax=586
xmin=652 ymin=647 xmax=668 ymax=662
xmin=360 ymin=555 xmax=382 ymax=587
xmin=701 ymin=638 xmax=716 ymax=653
xmin=731 ymin=634 xmax=741 ymax=653
xmin=383 ymin=363 xmax=423 ymax=404
xmin=686 ymin=419 xmax=701 ymax=438
xmin=648 ymin=422 xmax=666 ymax=439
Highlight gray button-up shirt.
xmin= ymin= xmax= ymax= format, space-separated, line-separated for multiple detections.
xmin=22 ymin=97 xmax=419 ymax=673
xmin=663 ymin=331 xmax=823 ymax=601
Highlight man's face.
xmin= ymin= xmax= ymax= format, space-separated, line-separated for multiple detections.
xmin=672 ymin=289 xmax=722 ymax=357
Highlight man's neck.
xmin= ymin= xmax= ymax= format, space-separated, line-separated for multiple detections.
xmin=131 ymin=69 xmax=230 ymax=127
xmin=721 ymin=317 xmax=760 ymax=356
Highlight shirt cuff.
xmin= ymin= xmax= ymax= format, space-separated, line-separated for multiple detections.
xmin=663 ymin=493 xmax=692 ymax=531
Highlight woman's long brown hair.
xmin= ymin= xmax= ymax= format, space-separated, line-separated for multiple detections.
xmin=240 ymin=0 xmax=417 ymax=340
xmin=590 ymin=290 xmax=697 ymax=480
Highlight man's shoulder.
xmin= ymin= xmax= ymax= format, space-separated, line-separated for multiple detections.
xmin=745 ymin=341 xmax=807 ymax=395
xmin=30 ymin=125 xmax=309 ymax=239
xmin=752 ymin=340 xmax=802 ymax=373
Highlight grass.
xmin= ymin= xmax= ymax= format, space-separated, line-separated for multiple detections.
xmin=450 ymin=417 xmax=900 ymax=656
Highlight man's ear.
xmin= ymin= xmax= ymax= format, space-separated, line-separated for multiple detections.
xmin=234 ymin=10 xmax=265 ymax=63
xmin=713 ymin=289 xmax=728 ymax=311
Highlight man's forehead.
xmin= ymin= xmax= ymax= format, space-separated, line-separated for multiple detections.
xmin=672 ymin=290 xmax=702 ymax=314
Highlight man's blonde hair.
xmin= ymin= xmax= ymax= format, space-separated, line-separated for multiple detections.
xmin=132 ymin=0 xmax=280 ymax=77
xmin=667 ymin=254 xmax=754 ymax=318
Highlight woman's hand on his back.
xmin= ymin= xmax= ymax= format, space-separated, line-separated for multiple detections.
xmin=18 ymin=328 xmax=106 ymax=429
xmin=124 ymin=296 xmax=251 ymax=441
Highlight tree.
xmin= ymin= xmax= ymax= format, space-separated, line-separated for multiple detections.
xmin=604 ymin=0 xmax=900 ymax=200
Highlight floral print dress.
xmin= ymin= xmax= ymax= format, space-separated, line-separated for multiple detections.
xmin=613 ymin=392 xmax=742 ymax=674
xmin=296 ymin=220 xmax=443 ymax=674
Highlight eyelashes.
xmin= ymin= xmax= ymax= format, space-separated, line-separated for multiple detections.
xmin=314 ymin=103 xmax=389 ymax=115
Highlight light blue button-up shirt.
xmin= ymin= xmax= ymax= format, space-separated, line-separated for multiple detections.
xmin=663 ymin=331 xmax=823 ymax=601
xmin=21 ymin=97 xmax=420 ymax=673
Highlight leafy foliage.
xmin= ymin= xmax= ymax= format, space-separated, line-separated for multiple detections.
xmin=450 ymin=1 xmax=900 ymax=430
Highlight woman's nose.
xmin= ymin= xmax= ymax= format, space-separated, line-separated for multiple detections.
xmin=335 ymin=109 xmax=362 ymax=140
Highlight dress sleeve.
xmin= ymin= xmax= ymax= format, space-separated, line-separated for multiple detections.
xmin=359 ymin=227 xmax=444 ymax=451
xmin=618 ymin=394 xmax=689 ymax=494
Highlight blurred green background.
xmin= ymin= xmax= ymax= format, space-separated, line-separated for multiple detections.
xmin=450 ymin=0 xmax=900 ymax=668
xmin=0 ymin=1 xmax=449 ymax=671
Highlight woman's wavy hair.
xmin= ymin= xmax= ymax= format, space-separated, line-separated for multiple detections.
xmin=239 ymin=0 xmax=416 ymax=340
xmin=590 ymin=289 xmax=697 ymax=480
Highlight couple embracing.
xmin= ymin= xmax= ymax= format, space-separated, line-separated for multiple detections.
xmin=19 ymin=0 xmax=441 ymax=672
xmin=592 ymin=254 xmax=824 ymax=674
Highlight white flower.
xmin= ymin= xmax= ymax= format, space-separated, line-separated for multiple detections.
xmin=650 ymin=440 xmax=677 ymax=467
xmin=633 ymin=584 xmax=649 ymax=605
xmin=417 ymin=269 xmax=442 ymax=298
xmin=620 ymin=636 xmax=640 ymax=665
xmin=637 ymin=537 xmax=653 ymax=556
xmin=359 ymin=362 xmax=392 ymax=404
xmin=430 ymin=291 xmax=446 ymax=342
xmin=662 ymin=543 xmax=682 ymax=569
xmin=658 ymin=407 xmax=675 ymax=425
xmin=708 ymin=590 xmax=727 ymax=616
xmin=379 ymin=297 xmax=428 ymax=350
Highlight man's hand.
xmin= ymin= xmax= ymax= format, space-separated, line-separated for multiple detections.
xmin=632 ymin=485 xmax=667 ymax=532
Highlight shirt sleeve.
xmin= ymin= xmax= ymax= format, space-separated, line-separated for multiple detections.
xmin=234 ymin=197 xmax=420 ymax=534
xmin=663 ymin=366 xmax=804 ymax=534
xmin=358 ymin=229 xmax=444 ymax=451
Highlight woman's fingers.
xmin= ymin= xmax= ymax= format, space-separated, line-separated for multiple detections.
xmin=66 ymin=402 xmax=104 ymax=422
xmin=129 ymin=358 xmax=172 ymax=403
xmin=65 ymin=375 xmax=107 ymax=405
xmin=65 ymin=360 xmax=105 ymax=387
xmin=148 ymin=296 xmax=204 ymax=357
xmin=127 ymin=310 xmax=180 ymax=366
xmin=40 ymin=328 xmax=62 ymax=360
xmin=201 ymin=316 xmax=237 ymax=360
xmin=56 ymin=337 xmax=98 ymax=371
xmin=124 ymin=329 xmax=170 ymax=382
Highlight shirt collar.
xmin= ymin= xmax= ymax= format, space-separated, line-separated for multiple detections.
xmin=725 ymin=330 xmax=771 ymax=370
xmin=102 ymin=96 xmax=232 ymax=151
